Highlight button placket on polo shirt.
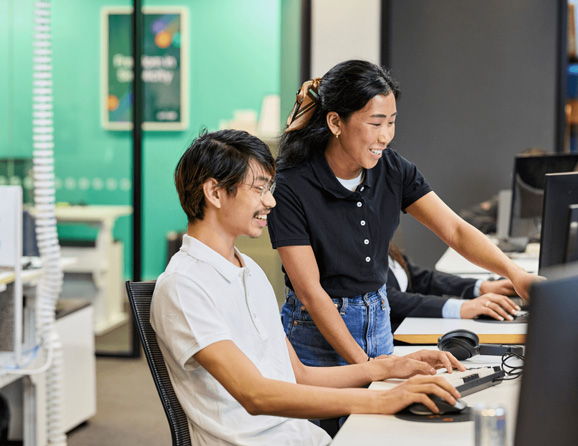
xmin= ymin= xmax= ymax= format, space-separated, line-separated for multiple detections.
xmin=355 ymin=191 xmax=372 ymax=272
xmin=242 ymin=269 xmax=267 ymax=339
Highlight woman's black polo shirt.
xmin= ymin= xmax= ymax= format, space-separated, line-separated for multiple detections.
xmin=268 ymin=148 xmax=432 ymax=298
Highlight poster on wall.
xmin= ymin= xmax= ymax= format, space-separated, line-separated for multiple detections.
xmin=101 ymin=7 xmax=189 ymax=131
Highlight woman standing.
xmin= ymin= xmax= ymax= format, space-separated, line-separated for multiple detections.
xmin=268 ymin=59 xmax=540 ymax=367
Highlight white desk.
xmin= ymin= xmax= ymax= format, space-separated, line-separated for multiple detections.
xmin=394 ymin=317 xmax=527 ymax=345
xmin=52 ymin=205 xmax=132 ymax=335
xmin=1 ymin=258 xmax=47 ymax=286
xmin=435 ymin=246 xmax=539 ymax=279
xmin=331 ymin=346 xmax=521 ymax=446
xmin=0 ymin=257 xmax=75 ymax=286
xmin=331 ymin=246 xmax=532 ymax=444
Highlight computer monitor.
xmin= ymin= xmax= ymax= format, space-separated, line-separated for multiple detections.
xmin=0 ymin=186 xmax=23 ymax=367
xmin=0 ymin=159 xmax=38 ymax=257
xmin=538 ymin=172 xmax=578 ymax=272
xmin=508 ymin=153 xmax=578 ymax=240
xmin=566 ymin=204 xmax=578 ymax=263
xmin=514 ymin=265 xmax=578 ymax=446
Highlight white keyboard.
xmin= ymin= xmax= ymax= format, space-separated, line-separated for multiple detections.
xmin=437 ymin=366 xmax=505 ymax=396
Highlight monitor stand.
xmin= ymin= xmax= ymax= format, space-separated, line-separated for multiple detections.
xmin=496 ymin=189 xmax=512 ymax=239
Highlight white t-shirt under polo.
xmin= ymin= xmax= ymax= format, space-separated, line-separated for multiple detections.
xmin=151 ymin=235 xmax=331 ymax=446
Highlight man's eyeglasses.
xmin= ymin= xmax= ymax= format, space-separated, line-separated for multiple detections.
xmin=244 ymin=180 xmax=276 ymax=199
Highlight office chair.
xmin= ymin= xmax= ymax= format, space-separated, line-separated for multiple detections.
xmin=126 ymin=280 xmax=192 ymax=446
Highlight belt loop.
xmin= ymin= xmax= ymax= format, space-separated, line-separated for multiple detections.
xmin=284 ymin=286 xmax=293 ymax=303
xmin=340 ymin=297 xmax=348 ymax=315
xmin=378 ymin=284 xmax=387 ymax=310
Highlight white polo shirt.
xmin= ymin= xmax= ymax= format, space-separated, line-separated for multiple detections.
xmin=151 ymin=235 xmax=331 ymax=446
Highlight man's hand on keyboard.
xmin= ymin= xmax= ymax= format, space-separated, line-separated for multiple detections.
xmin=460 ymin=293 xmax=520 ymax=321
xmin=402 ymin=350 xmax=466 ymax=373
xmin=373 ymin=354 xmax=440 ymax=379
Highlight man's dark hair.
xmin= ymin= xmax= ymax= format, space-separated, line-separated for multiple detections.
xmin=175 ymin=129 xmax=275 ymax=223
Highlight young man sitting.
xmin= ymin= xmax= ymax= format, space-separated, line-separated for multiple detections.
xmin=151 ymin=129 xmax=464 ymax=445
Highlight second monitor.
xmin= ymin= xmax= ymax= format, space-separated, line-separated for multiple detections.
xmin=508 ymin=153 xmax=578 ymax=241
xmin=538 ymin=171 xmax=578 ymax=272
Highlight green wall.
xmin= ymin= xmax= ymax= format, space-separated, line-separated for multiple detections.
xmin=1 ymin=0 xmax=33 ymax=156
xmin=2 ymin=0 xmax=283 ymax=279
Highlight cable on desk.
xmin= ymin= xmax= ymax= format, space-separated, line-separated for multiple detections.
xmin=498 ymin=351 xmax=524 ymax=381
xmin=1 ymin=341 xmax=57 ymax=376
xmin=2 ymin=344 xmax=41 ymax=371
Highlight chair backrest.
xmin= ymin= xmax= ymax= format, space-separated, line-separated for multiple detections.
xmin=126 ymin=280 xmax=192 ymax=446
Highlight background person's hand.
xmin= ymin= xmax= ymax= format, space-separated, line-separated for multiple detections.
xmin=460 ymin=293 xmax=520 ymax=320
xmin=479 ymin=278 xmax=516 ymax=296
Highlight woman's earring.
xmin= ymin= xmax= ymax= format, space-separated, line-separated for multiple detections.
xmin=335 ymin=133 xmax=339 ymax=139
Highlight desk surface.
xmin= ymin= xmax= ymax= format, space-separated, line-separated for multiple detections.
xmin=435 ymin=246 xmax=539 ymax=277
xmin=0 ymin=257 xmax=76 ymax=286
xmin=331 ymin=346 xmax=521 ymax=446
xmin=393 ymin=317 xmax=526 ymax=345
xmin=28 ymin=204 xmax=132 ymax=224
xmin=53 ymin=205 xmax=132 ymax=222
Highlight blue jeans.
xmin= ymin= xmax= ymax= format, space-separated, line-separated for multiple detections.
xmin=281 ymin=284 xmax=394 ymax=366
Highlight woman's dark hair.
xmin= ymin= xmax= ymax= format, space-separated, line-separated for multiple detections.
xmin=175 ymin=129 xmax=275 ymax=224
xmin=277 ymin=59 xmax=400 ymax=168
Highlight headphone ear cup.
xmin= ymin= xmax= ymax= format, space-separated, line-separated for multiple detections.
xmin=448 ymin=329 xmax=479 ymax=346
xmin=437 ymin=329 xmax=480 ymax=360
xmin=438 ymin=337 xmax=473 ymax=360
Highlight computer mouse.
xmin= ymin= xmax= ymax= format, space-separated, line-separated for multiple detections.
xmin=407 ymin=396 xmax=467 ymax=416
xmin=475 ymin=313 xmax=498 ymax=321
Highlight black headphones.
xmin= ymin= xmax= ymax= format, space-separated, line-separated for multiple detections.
xmin=437 ymin=329 xmax=523 ymax=360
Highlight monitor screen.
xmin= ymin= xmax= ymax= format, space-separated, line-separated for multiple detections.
xmin=509 ymin=154 xmax=578 ymax=240
xmin=514 ymin=267 xmax=578 ymax=446
xmin=538 ymin=172 xmax=578 ymax=272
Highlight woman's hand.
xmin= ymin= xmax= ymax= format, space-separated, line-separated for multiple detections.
xmin=510 ymin=271 xmax=546 ymax=300
xmin=375 ymin=375 xmax=461 ymax=415
xmin=460 ymin=293 xmax=520 ymax=320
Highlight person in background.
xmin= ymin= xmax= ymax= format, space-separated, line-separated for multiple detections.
xmin=268 ymin=59 xmax=543 ymax=369
xmin=387 ymin=242 xmax=519 ymax=332
xmin=150 ymin=129 xmax=463 ymax=446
